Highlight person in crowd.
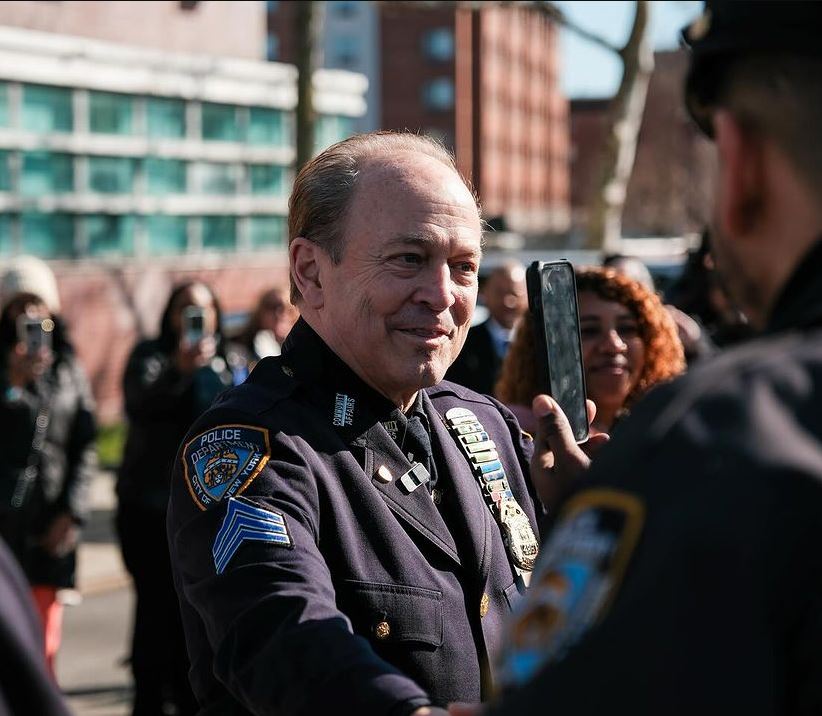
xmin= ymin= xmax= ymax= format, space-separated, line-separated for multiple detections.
xmin=666 ymin=229 xmax=755 ymax=353
xmin=0 ymin=536 xmax=72 ymax=715
xmin=495 ymin=267 xmax=685 ymax=434
xmin=480 ymin=2 xmax=822 ymax=714
xmin=0 ymin=290 xmax=96 ymax=675
xmin=230 ymin=286 xmax=299 ymax=374
xmin=117 ymin=281 xmax=236 ymax=716
xmin=445 ymin=261 xmax=528 ymax=395
xmin=166 ymin=132 xmax=563 ymax=715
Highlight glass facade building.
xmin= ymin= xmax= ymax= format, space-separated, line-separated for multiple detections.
xmin=0 ymin=28 xmax=367 ymax=260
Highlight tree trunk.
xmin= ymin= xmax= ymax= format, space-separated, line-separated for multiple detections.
xmin=295 ymin=1 xmax=324 ymax=173
xmin=585 ymin=0 xmax=653 ymax=251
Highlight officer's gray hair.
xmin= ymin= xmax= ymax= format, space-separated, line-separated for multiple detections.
xmin=287 ymin=131 xmax=477 ymax=303
xmin=719 ymin=54 xmax=822 ymax=195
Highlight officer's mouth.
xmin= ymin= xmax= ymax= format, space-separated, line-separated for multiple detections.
xmin=395 ymin=326 xmax=453 ymax=347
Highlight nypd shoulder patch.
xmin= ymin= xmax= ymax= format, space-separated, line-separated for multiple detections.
xmin=213 ymin=497 xmax=291 ymax=574
xmin=183 ymin=424 xmax=270 ymax=511
xmin=498 ymin=488 xmax=645 ymax=688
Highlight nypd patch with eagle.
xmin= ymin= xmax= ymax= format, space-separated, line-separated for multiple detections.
xmin=183 ymin=424 xmax=270 ymax=511
xmin=497 ymin=488 xmax=645 ymax=688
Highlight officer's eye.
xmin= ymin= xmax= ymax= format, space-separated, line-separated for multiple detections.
xmin=397 ymin=253 xmax=423 ymax=265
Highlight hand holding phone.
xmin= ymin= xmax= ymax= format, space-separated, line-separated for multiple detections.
xmin=526 ymin=260 xmax=588 ymax=443
xmin=17 ymin=315 xmax=54 ymax=357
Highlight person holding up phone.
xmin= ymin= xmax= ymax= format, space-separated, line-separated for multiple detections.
xmin=0 ymin=290 xmax=97 ymax=675
xmin=496 ymin=267 xmax=685 ymax=435
xmin=116 ymin=281 xmax=237 ymax=716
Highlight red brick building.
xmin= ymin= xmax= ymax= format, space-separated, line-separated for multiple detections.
xmin=570 ymin=50 xmax=715 ymax=239
xmin=269 ymin=3 xmax=570 ymax=235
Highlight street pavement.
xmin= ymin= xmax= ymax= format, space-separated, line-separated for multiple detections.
xmin=56 ymin=470 xmax=133 ymax=716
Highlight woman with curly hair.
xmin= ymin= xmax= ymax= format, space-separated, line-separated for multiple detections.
xmin=496 ymin=267 xmax=686 ymax=434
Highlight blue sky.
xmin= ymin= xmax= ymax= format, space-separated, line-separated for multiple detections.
xmin=554 ymin=1 xmax=702 ymax=98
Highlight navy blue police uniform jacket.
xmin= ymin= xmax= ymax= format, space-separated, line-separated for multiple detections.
xmin=167 ymin=318 xmax=540 ymax=715
xmin=490 ymin=242 xmax=822 ymax=716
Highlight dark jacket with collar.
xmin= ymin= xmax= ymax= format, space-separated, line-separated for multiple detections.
xmin=490 ymin=241 xmax=822 ymax=716
xmin=445 ymin=319 xmax=504 ymax=396
xmin=167 ymin=319 xmax=539 ymax=716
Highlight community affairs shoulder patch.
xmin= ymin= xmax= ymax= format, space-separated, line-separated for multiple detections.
xmin=498 ymin=488 xmax=645 ymax=689
xmin=183 ymin=424 xmax=270 ymax=511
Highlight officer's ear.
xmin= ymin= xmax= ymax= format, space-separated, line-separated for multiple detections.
xmin=714 ymin=109 xmax=765 ymax=241
xmin=290 ymin=237 xmax=325 ymax=309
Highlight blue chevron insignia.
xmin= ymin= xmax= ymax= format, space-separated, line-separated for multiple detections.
xmin=213 ymin=498 xmax=291 ymax=575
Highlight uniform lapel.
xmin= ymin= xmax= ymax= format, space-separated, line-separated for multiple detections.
xmin=424 ymin=393 xmax=494 ymax=586
xmin=358 ymin=421 xmax=462 ymax=567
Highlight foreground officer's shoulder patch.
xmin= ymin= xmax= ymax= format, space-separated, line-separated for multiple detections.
xmin=213 ymin=497 xmax=291 ymax=574
xmin=499 ymin=488 xmax=644 ymax=688
xmin=183 ymin=424 xmax=270 ymax=511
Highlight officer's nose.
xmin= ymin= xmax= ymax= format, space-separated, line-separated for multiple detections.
xmin=416 ymin=263 xmax=456 ymax=312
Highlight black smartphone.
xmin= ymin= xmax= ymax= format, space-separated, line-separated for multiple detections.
xmin=181 ymin=306 xmax=206 ymax=346
xmin=526 ymin=260 xmax=589 ymax=443
xmin=17 ymin=316 xmax=53 ymax=356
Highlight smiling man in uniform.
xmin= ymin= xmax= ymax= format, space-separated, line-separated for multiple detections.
xmin=166 ymin=132 xmax=549 ymax=715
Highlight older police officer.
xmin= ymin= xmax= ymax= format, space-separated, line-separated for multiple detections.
xmin=481 ymin=2 xmax=822 ymax=716
xmin=167 ymin=133 xmax=548 ymax=715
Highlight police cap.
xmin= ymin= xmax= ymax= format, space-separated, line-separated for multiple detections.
xmin=682 ymin=0 xmax=822 ymax=137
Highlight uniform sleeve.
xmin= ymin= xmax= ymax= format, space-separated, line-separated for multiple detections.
xmin=168 ymin=408 xmax=431 ymax=716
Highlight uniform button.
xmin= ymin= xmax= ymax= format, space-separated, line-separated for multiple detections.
xmin=480 ymin=592 xmax=490 ymax=618
xmin=374 ymin=620 xmax=391 ymax=640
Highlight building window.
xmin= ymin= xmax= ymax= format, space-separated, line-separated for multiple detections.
xmin=202 ymin=215 xmax=236 ymax=251
xmin=22 ymin=85 xmax=73 ymax=133
xmin=249 ymin=215 xmax=286 ymax=249
xmin=422 ymin=78 xmax=455 ymax=111
xmin=267 ymin=34 xmax=279 ymax=61
xmin=333 ymin=1 xmax=358 ymax=18
xmin=20 ymin=152 xmax=74 ymax=196
xmin=88 ymin=156 xmax=136 ymax=194
xmin=147 ymin=97 xmax=186 ymax=138
xmin=314 ymin=114 xmax=354 ymax=153
xmin=248 ymin=107 xmax=285 ymax=146
xmin=201 ymin=102 xmax=241 ymax=142
xmin=192 ymin=162 xmax=238 ymax=194
xmin=21 ymin=213 xmax=75 ymax=258
xmin=85 ymin=214 xmax=134 ymax=256
xmin=0 ymin=215 xmax=11 ymax=256
xmin=89 ymin=91 xmax=134 ymax=135
xmin=146 ymin=215 xmax=188 ymax=255
xmin=332 ymin=35 xmax=360 ymax=68
xmin=423 ymin=28 xmax=455 ymax=62
xmin=145 ymin=158 xmax=187 ymax=194
xmin=0 ymin=151 xmax=11 ymax=191
xmin=0 ymin=83 xmax=8 ymax=127
xmin=249 ymin=164 xmax=285 ymax=195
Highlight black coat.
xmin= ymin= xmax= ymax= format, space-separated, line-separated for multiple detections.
xmin=445 ymin=320 xmax=503 ymax=396
xmin=490 ymin=241 xmax=822 ymax=715
xmin=117 ymin=339 xmax=234 ymax=512
xmin=0 ymin=354 xmax=96 ymax=589
xmin=167 ymin=320 xmax=541 ymax=715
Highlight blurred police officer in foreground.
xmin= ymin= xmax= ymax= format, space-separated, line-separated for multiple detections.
xmin=167 ymin=132 xmax=564 ymax=715
xmin=479 ymin=3 xmax=822 ymax=715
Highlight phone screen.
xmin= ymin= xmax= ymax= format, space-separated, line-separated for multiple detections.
xmin=182 ymin=307 xmax=206 ymax=345
xmin=17 ymin=316 xmax=53 ymax=356
xmin=527 ymin=261 xmax=588 ymax=443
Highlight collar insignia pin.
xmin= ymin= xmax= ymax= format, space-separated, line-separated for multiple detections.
xmin=333 ymin=393 xmax=355 ymax=427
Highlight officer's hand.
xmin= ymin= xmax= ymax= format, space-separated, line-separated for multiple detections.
xmin=530 ymin=394 xmax=610 ymax=511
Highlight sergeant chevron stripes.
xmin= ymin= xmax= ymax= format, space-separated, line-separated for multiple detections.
xmin=213 ymin=498 xmax=291 ymax=574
